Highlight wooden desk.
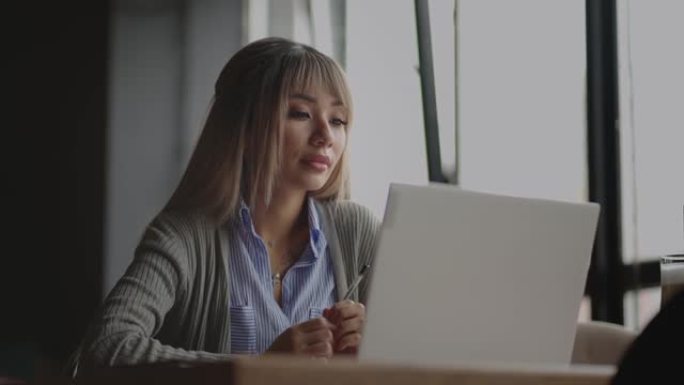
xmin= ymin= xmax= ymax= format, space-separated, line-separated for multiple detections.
xmin=77 ymin=356 xmax=615 ymax=385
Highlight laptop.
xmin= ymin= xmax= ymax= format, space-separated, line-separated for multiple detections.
xmin=359 ymin=183 xmax=600 ymax=367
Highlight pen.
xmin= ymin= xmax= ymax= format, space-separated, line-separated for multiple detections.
xmin=343 ymin=264 xmax=371 ymax=300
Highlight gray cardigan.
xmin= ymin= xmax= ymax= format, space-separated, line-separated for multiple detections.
xmin=77 ymin=200 xmax=380 ymax=369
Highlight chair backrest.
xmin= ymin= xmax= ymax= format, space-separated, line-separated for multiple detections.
xmin=571 ymin=321 xmax=637 ymax=365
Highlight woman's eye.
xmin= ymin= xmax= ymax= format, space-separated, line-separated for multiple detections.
xmin=288 ymin=110 xmax=310 ymax=119
xmin=330 ymin=118 xmax=348 ymax=127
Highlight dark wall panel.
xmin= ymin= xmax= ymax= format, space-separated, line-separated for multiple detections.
xmin=2 ymin=0 xmax=108 ymax=376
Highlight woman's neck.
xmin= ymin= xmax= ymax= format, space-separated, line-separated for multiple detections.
xmin=252 ymin=188 xmax=308 ymax=248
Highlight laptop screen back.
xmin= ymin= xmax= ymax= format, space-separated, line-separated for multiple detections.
xmin=359 ymin=183 xmax=599 ymax=367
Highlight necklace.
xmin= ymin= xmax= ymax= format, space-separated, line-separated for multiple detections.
xmin=264 ymin=213 xmax=309 ymax=298
xmin=266 ymin=228 xmax=308 ymax=285
xmin=268 ymin=243 xmax=299 ymax=280
xmin=269 ymin=244 xmax=302 ymax=305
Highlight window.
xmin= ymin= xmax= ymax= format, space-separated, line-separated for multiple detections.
xmin=456 ymin=1 xmax=587 ymax=204
xmin=618 ymin=0 xmax=684 ymax=329
xmin=347 ymin=0 xmax=428 ymax=217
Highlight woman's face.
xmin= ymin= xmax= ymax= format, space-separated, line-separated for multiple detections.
xmin=279 ymin=85 xmax=348 ymax=193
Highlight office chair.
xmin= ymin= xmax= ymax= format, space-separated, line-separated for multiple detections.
xmin=572 ymin=321 xmax=637 ymax=365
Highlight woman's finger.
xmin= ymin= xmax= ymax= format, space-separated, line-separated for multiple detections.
xmin=298 ymin=317 xmax=336 ymax=333
xmin=335 ymin=332 xmax=363 ymax=353
xmin=334 ymin=316 xmax=364 ymax=339
xmin=326 ymin=301 xmax=365 ymax=323
xmin=300 ymin=327 xmax=335 ymax=346
xmin=304 ymin=340 xmax=334 ymax=358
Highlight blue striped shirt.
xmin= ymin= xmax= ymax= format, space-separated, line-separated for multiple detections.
xmin=229 ymin=198 xmax=337 ymax=354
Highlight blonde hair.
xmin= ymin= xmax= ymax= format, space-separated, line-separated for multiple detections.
xmin=165 ymin=37 xmax=353 ymax=223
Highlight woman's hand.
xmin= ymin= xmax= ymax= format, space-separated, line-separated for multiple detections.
xmin=323 ymin=300 xmax=366 ymax=354
xmin=266 ymin=317 xmax=337 ymax=358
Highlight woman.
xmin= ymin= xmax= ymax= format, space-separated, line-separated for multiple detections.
xmin=76 ymin=37 xmax=380 ymax=369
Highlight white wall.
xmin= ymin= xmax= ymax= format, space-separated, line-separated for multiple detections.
xmin=181 ymin=0 xmax=244 ymax=161
xmin=105 ymin=0 xmax=243 ymax=294
xmin=106 ymin=1 xmax=184 ymax=294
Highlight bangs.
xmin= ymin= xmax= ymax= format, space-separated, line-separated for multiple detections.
xmin=280 ymin=49 xmax=353 ymax=120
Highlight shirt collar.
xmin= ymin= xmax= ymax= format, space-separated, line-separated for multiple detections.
xmin=306 ymin=197 xmax=327 ymax=260
xmin=238 ymin=199 xmax=256 ymax=234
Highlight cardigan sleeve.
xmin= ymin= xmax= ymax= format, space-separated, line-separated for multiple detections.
xmin=352 ymin=204 xmax=381 ymax=304
xmin=76 ymin=213 xmax=230 ymax=371
xmin=331 ymin=201 xmax=381 ymax=304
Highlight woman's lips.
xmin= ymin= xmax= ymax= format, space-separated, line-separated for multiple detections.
xmin=303 ymin=155 xmax=331 ymax=171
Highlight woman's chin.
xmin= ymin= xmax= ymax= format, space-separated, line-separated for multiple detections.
xmin=302 ymin=179 xmax=329 ymax=193
xmin=281 ymin=174 xmax=330 ymax=194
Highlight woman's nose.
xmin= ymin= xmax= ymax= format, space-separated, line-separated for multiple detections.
xmin=311 ymin=118 xmax=333 ymax=147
